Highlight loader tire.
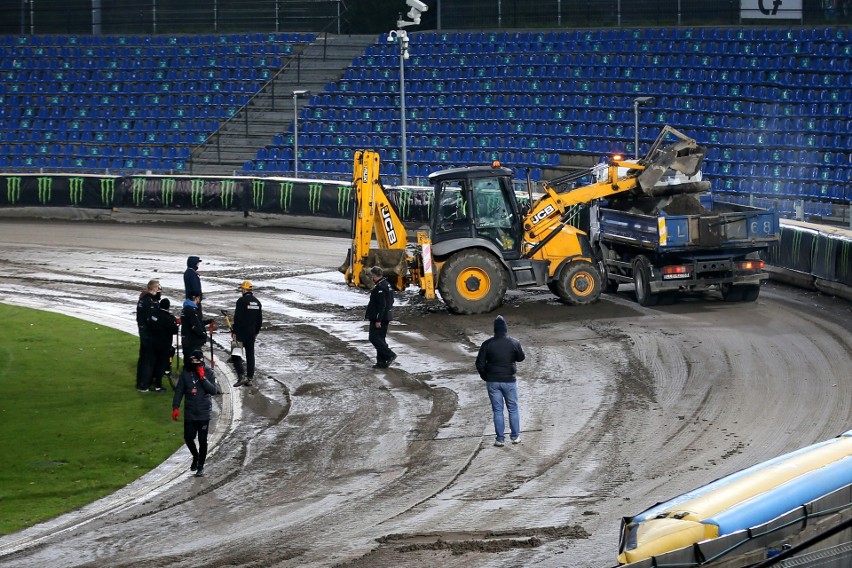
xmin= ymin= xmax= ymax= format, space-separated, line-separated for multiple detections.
xmin=633 ymin=256 xmax=659 ymax=307
xmin=438 ymin=250 xmax=507 ymax=315
xmin=555 ymin=260 xmax=602 ymax=305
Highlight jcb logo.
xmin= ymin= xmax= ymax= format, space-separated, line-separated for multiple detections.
xmin=362 ymin=166 xmax=369 ymax=184
xmin=380 ymin=205 xmax=397 ymax=245
xmin=531 ymin=204 xmax=555 ymax=224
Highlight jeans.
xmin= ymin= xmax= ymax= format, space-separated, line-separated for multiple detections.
xmin=486 ymin=381 xmax=520 ymax=442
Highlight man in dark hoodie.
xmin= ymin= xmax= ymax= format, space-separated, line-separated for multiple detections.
xmin=181 ymin=294 xmax=207 ymax=362
xmin=475 ymin=315 xmax=526 ymax=447
xmin=232 ymin=280 xmax=263 ymax=387
xmin=183 ymin=255 xmax=203 ymax=307
xmin=148 ymin=297 xmax=179 ymax=392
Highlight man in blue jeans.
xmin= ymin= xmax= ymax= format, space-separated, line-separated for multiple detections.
xmin=475 ymin=315 xmax=526 ymax=447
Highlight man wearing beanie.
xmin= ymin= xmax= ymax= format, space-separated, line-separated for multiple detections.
xmin=475 ymin=315 xmax=526 ymax=447
xmin=148 ymin=297 xmax=179 ymax=392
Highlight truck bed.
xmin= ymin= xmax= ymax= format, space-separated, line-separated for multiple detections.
xmin=596 ymin=200 xmax=780 ymax=256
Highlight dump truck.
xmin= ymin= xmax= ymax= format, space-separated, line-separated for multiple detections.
xmin=341 ymin=126 xmax=710 ymax=314
xmin=590 ymin=190 xmax=780 ymax=306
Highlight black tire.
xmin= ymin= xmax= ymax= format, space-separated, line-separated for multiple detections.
xmin=632 ymin=256 xmax=659 ymax=307
xmin=547 ymin=282 xmax=560 ymax=295
xmin=438 ymin=250 xmax=508 ymax=315
xmin=740 ymin=284 xmax=760 ymax=302
xmin=555 ymin=260 xmax=602 ymax=305
xmin=721 ymin=283 xmax=744 ymax=302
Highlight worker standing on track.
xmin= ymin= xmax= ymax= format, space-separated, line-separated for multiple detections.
xmin=365 ymin=266 xmax=396 ymax=368
xmin=180 ymin=294 xmax=207 ymax=362
xmin=232 ymin=280 xmax=262 ymax=387
xmin=476 ymin=315 xmax=525 ymax=447
xmin=135 ymin=278 xmax=161 ymax=392
xmin=183 ymin=255 xmax=203 ymax=311
xmin=148 ymin=297 xmax=179 ymax=392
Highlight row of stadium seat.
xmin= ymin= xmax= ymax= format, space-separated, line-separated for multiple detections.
xmin=1 ymin=32 xmax=314 ymax=47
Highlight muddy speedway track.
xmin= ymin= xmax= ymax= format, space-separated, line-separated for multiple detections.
xmin=0 ymin=220 xmax=849 ymax=568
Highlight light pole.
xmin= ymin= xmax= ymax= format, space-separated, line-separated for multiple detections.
xmin=633 ymin=96 xmax=655 ymax=159
xmin=389 ymin=0 xmax=428 ymax=186
xmin=292 ymin=89 xmax=310 ymax=178
xmin=387 ymin=30 xmax=409 ymax=185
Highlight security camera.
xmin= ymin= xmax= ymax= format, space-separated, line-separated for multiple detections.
xmin=405 ymin=8 xmax=422 ymax=22
xmin=406 ymin=0 xmax=428 ymax=12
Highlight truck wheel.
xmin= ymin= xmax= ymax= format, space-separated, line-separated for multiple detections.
xmin=438 ymin=250 xmax=508 ymax=315
xmin=740 ymin=285 xmax=760 ymax=302
xmin=555 ymin=261 xmax=602 ymax=305
xmin=632 ymin=257 xmax=658 ymax=307
xmin=721 ymin=283 xmax=743 ymax=302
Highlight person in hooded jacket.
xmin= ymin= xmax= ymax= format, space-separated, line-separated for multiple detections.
xmin=475 ymin=315 xmax=526 ymax=447
xmin=181 ymin=294 xmax=207 ymax=362
xmin=147 ymin=297 xmax=179 ymax=392
xmin=183 ymin=255 xmax=203 ymax=307
xmin=172 ymin=349 xmax=218 ymax=477
xmin=135 ymin=279 xmax=161 ymax=392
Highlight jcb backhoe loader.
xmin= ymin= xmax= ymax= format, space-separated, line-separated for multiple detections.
xmin=341 ymin=126 xmax=707 ymax=314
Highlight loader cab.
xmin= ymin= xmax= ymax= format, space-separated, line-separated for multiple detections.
xmin=429 ymin=166 xmax=522 ymax=259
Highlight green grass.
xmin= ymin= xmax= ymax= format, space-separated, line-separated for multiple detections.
xmin=0 ymin=303 xmax=183 ymax=535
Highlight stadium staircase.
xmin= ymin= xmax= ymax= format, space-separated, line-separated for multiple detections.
xmin=187 ymin=34 xmax=377 ymax=175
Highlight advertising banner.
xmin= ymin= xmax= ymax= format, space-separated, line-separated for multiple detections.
xmin=740 ymin=0 xmax=802 ymax=20
xmin=1 ymin=175 xmax=118 ymax=208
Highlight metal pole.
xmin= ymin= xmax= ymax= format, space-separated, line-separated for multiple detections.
xmin=293 ymin=93 xmax=299 ymax=178
xmin=399 ymin=33 xmax=408 ymax=186
xmin=633 ymin=100 xmax=639 ymax=159
xmin=152 ymin=0 xmax=157 ymax=34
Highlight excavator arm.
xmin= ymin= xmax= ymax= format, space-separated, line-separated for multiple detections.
xmin=341 ymin=150 xmax=410 ymax=290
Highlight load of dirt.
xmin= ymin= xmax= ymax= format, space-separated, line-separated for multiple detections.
xmin=608 ymin=192 xmax=711 ymax=216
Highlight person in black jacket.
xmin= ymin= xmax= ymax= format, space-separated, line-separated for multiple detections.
xmin=475 ymin=315 xmax=526 ymax=447
xmin=147 ymin=297 xmax=179 ymax=392
xmin=181 ymin=295 xmax=207 ymax=362
xmin=172 ymin=349 xmax=218 ymax=477
xmin=183 ymin=255 xmax=203 ymax=308
xmin=135 ymin=279 xmax=161 ymax=392
xmin=364 ymin=266 xmax=396 ymax=368
xmin=232 ymin=280 xmax=263 ymax=388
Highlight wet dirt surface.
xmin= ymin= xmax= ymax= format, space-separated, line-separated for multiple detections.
xmin=0 ymin=218 xmax=849 ymax=568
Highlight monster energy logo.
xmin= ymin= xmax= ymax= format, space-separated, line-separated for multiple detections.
xmin=37 ymin=177 xmax=52 ymax=204
xmin=220 ymin=179 xmax=236 ymax=209
xmin=841 ymin=241 xmax=850 ymax=280
xmin=131 ymin=178 xmax=146 ymax=207
xmin=161 ymin=178 xmax=176 ymax=207
xmin=277 ymin=181 xmax=294 ymax=211
xmin=337 ymin=185 xmax=353 ymax=216
xmin=190 ymin=179 xmax=205 ymax=208
xmin=69 ymin=177 xmax=84 ymax=205
xmin=6 ymin=176 xmax=21 ymax=204
xmin=397 ymin=189 xmax=412 ymax=220
xmin=307 ymin=184 xmax=322 ymax=214
xmin=100 ymin=178 xmax=115 ymax=205
xmin=252 ymin=180 xmax=265 ymax=209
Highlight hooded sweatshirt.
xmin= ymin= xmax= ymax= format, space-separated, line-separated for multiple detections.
xmin=183 ymin=256 xmax=203 ymax=300
xmin=475 ymin=315 xmax=526 ymax=382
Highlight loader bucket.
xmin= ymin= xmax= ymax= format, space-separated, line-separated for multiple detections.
xmin=637 ymin=143 xmax=706 ymax=193
xmin=363 ymin=248 xmax=409 ymax=289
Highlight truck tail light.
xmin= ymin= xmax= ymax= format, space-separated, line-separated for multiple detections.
xmin=736 ymin=260 xmax=765 ymax=271
xmin=662 ymin=265 xmax=691 ymax=280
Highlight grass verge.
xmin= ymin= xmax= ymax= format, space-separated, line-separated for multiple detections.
xmin=0 ymin=303 xmax=183 ymax=535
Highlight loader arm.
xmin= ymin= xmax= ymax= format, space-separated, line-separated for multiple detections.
xmin=522 ymin=125 xmax=706 ymax=253
xmin=341 ymin=150 xmax=411 ymax=290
